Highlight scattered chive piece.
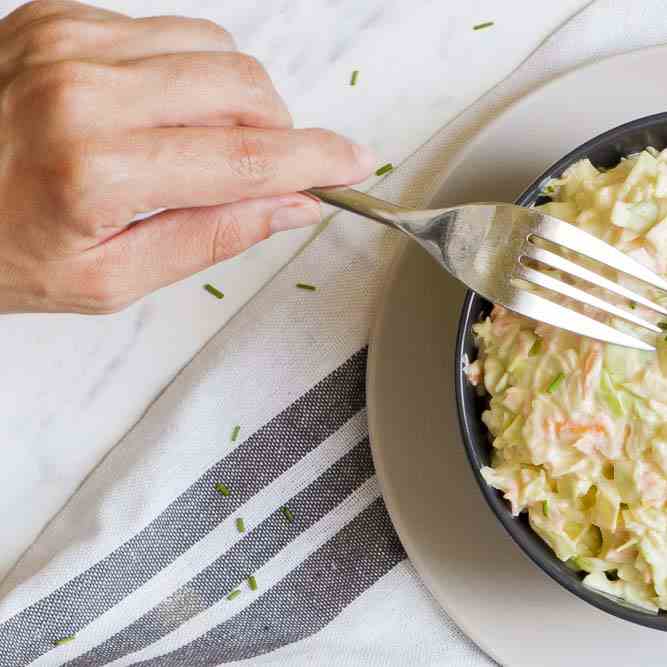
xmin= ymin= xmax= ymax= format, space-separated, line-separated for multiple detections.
xmin=247 ymin=575 xmax=258 ymax=591
xmin=542 ymin=500 xmax=549 ymax=517
xmin=214 ymin=482 xmax=230 ymax=497
xmin=620 ymin=502 xmax=629 ymax=510
xmin=658 ymin=321 xmax=667 ymax=330
xmin=629 ymin=301 xmax=636 ymax=310
xmin=529 ymin=338 xmax=542 ymax=356
xmin=203 ymin=283 xmax=224 ymax=300
xmin=281 ymin=506 xmax=294 ymax=524
xmin=350 ymin=70 xmax=359 ymax=86
xmin=296 ymin=283 xmax=316 ymax=291
xmin=547 ymin=372 xmax=565 ymax=393
xmin=473 ymin=21 xmax=494 ymax=30
xmin=231 ymin=425 xmax=240 ymax=442
xmin=236 ymin=517 xmax=245 ymax=533
xmin=226 ymin=589 xmax=241 ymax=601
xmin=54 ymin=635 xmax=76 ymax=646
xmin=375 ymin=163 xmax=393 ymax=177
xmin=664 ymin=334 xmax=667 ymax=342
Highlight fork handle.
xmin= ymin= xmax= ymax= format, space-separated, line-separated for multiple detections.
xmin=307 ymin=187 xmax=413 ymax=228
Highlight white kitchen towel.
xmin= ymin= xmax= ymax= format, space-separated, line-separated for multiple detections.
xmin=1 ymin=1 xmax=666 ymax=665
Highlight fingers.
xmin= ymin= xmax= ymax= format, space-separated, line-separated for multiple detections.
xmin=112 ymin=127 xmax=376 ymax=214
xmin=112 ymin=15 xmax=236 ymax=59
xmin=2 ymin=11 xmax=236 ymax=70
xmin=75 ymin=194 xmax=321 ymax=311
xmin=114 ymin=52 xmax=291 ymax=129
xmin=2 ymin=1 xmax=118 ymax=31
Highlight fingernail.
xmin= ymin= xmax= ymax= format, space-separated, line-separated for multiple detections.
xmin=352 ymin=142 xmax=377 ymax=172
xmin=270 ymin=202 xmax=321 ymax=234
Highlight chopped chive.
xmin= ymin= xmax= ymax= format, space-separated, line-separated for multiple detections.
xmin=281 ymin=506 xmax=294 ymax=524
xmin=629 ymin=301 xmax=636 ymax=310
xmin=203 ymin=283 xmax=224 ymax=300
xmin=296 ymin=282 xmax=316 ymax=291
xmin=547 ymin=372 xmax=565 ymax=393
xmin=529 ymin=338 xmax=542 ymax=356
xmin=235 ymin=517 xmax=245 ymax=533
xmin=350 ymin=70 xmax=359 ymax=86
xmin=541 ymin=182 xmax=558 ymax=197
xmin=231 ymin=425 xmax=240 ymax=442
xmin=54 ymin=635 xmax=76 ymax=646
xmin=226 ymin=589 xmax=241 ymax=601
xmin=247 ymin=575 xmax=258 ymax=591
xmin=664 ymin=334 xmax=667 ymax=342
xmin=473 ymin=21 xmax=494 ymax=30
xmin=214 ymin=482 xmax=230 ymax=497
xmin=658 ymin=321 xmax=667 ymax=330
xmin=542 ymin=500 xmax=549 ymax=517
xmin=375 ymin=163 xmax=393 ymax=177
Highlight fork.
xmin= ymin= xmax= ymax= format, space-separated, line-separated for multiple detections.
xmin=308 ymin=187 xmax=667 ymax=351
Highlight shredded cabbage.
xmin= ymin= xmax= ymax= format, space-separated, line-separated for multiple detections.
xmin=470 ymin=148 xmax=667 ymax=613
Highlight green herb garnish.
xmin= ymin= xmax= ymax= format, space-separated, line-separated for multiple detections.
xmin=226 ymin=589 xmax=241 ymax=601
xmin=542 ymin=500 xmax=549 ymax=517
xmin=236 ymin=517 xmax=245 ymax=533
xmin=473 ymin=21 xmax=494 ymax=30
xmin=296 ymin=283 xmax=316 ymax=291
xmin=281 ymin=506 xmax=294 ymax=524
xmin=231 ymin=425 xmax=240 ymax=442
xmin=350 ymin=70 xmax=359 ymax=86
xmin=375 ymin=163 xmax=393 ymax=177
xmin=629 ymin=302 xmax=636 ymax=310
xmin=247 ymin=575 xmax=258 ymax=591
xmin=547 ymin=372 xmax=565 ymax=393
xmin=658 ymin=321 xmax=667 ymax=330
xmin=541 ymin=181 xmax=559 ymax=197
xmin=214 ymin=482 xmax=230 ymax=497
xmin=54 ymin=635 xmax=76 ymax=646
xmin=203 ymin=283 xmax=224 ymax=300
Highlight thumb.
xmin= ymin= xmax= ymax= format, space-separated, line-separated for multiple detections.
xmin=98 ymin=193 xmax=321 ymax=300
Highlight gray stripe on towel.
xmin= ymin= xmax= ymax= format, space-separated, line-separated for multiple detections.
xmin=0 ymin=348 xmax=368 ymax=667
xmin=66 ymin=437 xmax=375 ymax=666
xmin=135 ymin=497 xmax=405 ymax=666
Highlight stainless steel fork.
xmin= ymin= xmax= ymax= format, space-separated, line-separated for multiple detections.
xmin=308 ymin=187 xmax=667 ymax=351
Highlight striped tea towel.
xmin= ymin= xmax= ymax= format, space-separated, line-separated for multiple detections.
xmin=3 ymin=1 xmax=667 ymax=664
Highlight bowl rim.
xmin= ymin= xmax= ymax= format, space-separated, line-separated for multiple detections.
xmin=455 ymin=111 xmax=667 ymax=630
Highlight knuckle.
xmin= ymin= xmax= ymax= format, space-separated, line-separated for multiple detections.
xmin=233 ymin=53 xmax=269 ymax=92
xmin=209 ymin=210 xmax=245 ymax=263
xmin=192 ymin=17 xmax=235 ymax=47
xmin=77 ymin=258 xmax=131 ymax=314
xmin=225 ymin=128 xmax=275 ymax=186
xmin=86 ymin=276 xmax=125 ymax=313
xmin=50 ymin=142 xmax=101 ymax=227
xmin=7 ymin=61 xmax=101 ymax=128
xmin=21 ymin=17 xmax=85 ymax=60
xmin=309 ymin=127 xmax=354 ymax=159
xmin=10 ymin=0 xmax=64 ymax=23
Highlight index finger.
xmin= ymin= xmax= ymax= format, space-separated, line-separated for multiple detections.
xmin=105 ymin=126 xmax=377 ymax=213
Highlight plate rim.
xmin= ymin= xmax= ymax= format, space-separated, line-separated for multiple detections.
xmin=367 ymin=44 xmax=667 ymax=664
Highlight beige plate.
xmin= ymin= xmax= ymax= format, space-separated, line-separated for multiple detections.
xmin=367 ymin=46 xmax=667 ymax=667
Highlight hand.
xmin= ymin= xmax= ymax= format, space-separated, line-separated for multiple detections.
xmin=0 ymin=1 xmax=375 ymax=313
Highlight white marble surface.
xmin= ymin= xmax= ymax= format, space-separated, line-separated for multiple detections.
xmin=0 ymin=0 xmax=587 ymax=583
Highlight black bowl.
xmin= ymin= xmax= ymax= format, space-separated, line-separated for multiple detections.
xmin=455 ymin=112 xmax=667 ymax=630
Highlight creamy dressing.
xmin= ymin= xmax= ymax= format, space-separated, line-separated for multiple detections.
xmin=470 ymin=149 xmax=667 ymax=612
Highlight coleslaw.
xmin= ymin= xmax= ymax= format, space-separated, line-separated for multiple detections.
xmin=468 ymin=148 xmax=667 ymax=612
